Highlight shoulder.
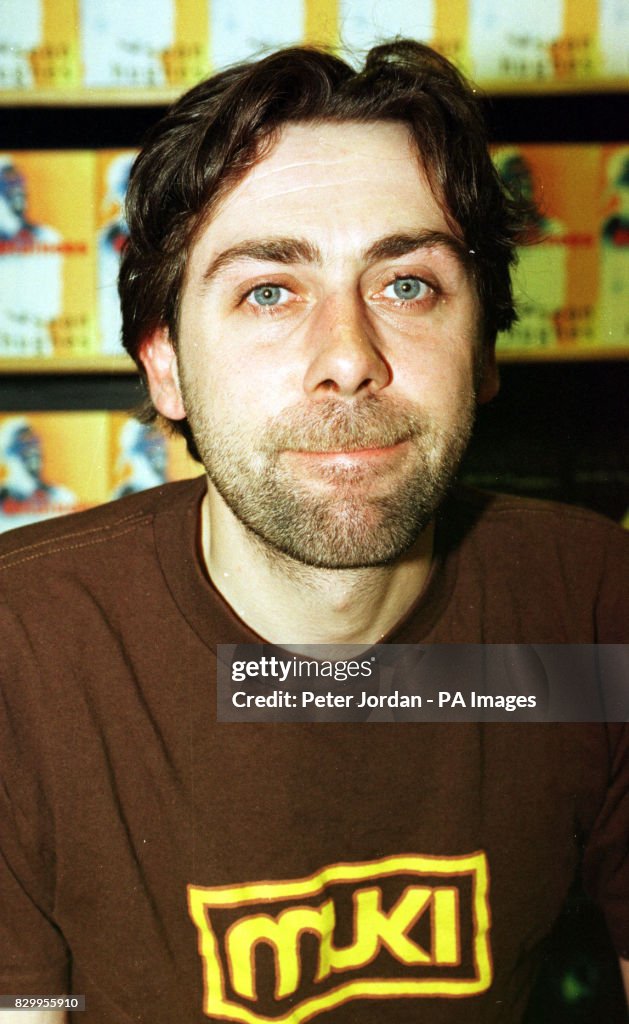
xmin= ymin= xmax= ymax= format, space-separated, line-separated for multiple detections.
xmin=446 ymin=486 xmax=627 ymax=540
xmin=439 ymin=487 xmax=628 ymax=641
xmin=0 ymin=477 xmax=205 ymax=591
xmin=0 ymin=477 xmax=206 ymax=728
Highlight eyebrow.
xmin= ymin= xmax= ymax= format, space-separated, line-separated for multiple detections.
xmin=202 ymin=238 xmax=321 ymax=282
xmin=364 ymin=230 xmax=469 ymax=266
xmin=201 ymin=229 xmax=469 ymax=284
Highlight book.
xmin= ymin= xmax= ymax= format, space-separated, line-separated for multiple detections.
xmin=0 ymin=411 xmax=203 ymax=533
xmin=494 ymin=144 xmax=599 ymax=352
xmin=0 ymin=0 xmax=79 ymax=92
xmin=80 ymin=0 xmax=177 ymax=88
xmin=0 ymin=151 xmax=96 ymax=358
xmin=469 ymin=0 xmax=600 ymax=83
xmin=0 ymin=412 xmax=106 ymax=532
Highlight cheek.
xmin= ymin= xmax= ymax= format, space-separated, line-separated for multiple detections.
xmin=396 ymin=343 xmax=476 ymax=411
xmin=191 ymin=367 xmax=283 ymax=434
xmin=217 ymin=343 xmax=303 ymax=411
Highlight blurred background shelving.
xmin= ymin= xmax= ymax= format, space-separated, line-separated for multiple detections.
xmin=0 ymin=0 xmax=627 ymax=513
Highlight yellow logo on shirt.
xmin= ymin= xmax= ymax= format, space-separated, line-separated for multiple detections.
xmin=188 ymin=852 xmax=492 ymax=1023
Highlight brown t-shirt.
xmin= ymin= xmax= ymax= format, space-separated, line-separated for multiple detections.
xmin=0 ymin=477 xmax=627 ymax=1024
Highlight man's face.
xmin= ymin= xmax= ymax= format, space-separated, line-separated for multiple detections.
xmin=11 ymin=427 xmax=42 ymax=477
xmin=0 ymin=165 xmax=26 ymax=218
xmin=145 ymin=121 xmax=495 ymax=569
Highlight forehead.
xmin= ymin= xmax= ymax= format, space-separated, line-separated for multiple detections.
xmin=192 ymin=121 xmax=452 ymax=259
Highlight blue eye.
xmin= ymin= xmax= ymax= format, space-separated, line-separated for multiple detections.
xmin=384 ymin=277 xmax=430 ymax=301
xmin=250 ymin=285 xmax=284 ymax=306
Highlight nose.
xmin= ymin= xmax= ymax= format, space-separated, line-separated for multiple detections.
xmin=302 ymin=293 xmax=391 ymax=398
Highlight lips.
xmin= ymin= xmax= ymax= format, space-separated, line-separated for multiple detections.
xmin=294 ymin=443 xmax=404 ymax=456
xmin=283 ymin=440 xmax=411 ymax=473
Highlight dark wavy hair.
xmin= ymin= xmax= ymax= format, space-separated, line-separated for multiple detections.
xmin=119 ymin=40 xmax=533 ymax=454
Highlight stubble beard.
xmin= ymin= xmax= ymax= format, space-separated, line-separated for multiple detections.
xmin=182 ymin=385 xmax=476 ymax=570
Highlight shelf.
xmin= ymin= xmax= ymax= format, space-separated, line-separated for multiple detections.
xmin=496 ymin=346 xmax=629 ymax=363
xmin=0 ymin=357 xmax=137 ymax=374
xmin=473 ymin=77 xmax=629 ymax=97
xmin=0 ymin=88 xmax=185 ymax=107
xmin=1 ymin=77 xmax=627 ymax=107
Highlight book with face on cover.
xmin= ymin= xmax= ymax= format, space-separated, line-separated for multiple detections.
xmin=0 ymin=0 xmax=79 ymax=92
xmin=0 ymin=151 xmax=96 ymax=359
xmin=0 ymin=411 xmax=204 ymax=533
xmin=493 ymin=144 xmax=600 ymax=353
xmin=0 ymin=412 xmax=108 ymax=533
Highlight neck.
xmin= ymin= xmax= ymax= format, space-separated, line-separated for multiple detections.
xmin=200 ymin=482 xmax=434 ymax=646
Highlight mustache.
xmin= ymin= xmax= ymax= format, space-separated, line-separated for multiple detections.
xmin=259 ymin=397 xmax=430 ymax=453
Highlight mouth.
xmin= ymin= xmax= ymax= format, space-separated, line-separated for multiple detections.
xmin=283 ymin=440 xmax=411 ymax=471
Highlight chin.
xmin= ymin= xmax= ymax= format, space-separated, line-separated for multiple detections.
xmin=245 ymin=501 xmax=433 ymax=572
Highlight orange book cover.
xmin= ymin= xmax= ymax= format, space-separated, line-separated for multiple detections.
xmin=0 ymin=151 xmax=96 ymax=359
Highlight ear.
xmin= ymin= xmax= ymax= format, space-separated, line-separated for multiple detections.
xmin=476 ymin=343 xmax=500 ymax=405
xmin=138 ymin=327 xmax=186 ymax=421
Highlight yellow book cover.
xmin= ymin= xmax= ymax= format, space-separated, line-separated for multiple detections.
xmin=0 ymin=412 xmax=108 ymax=533
xmin=598 ymin=144 xmax=629 ymax=348
xmin=0 ymin=151 xmax=96 ymax=359
xmin=107 ymin=414 xmax=203 ymax=501
xmin=494 ymin=144 xmax=599 ymax=353
xmin=95 ymin=150 xmax=137 ymax=356
xmin=0 ymin=0 xmax=79 ymax=92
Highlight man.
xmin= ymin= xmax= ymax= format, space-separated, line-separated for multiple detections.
xmin=0 ymin=41 xmax=627 ymax=1024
